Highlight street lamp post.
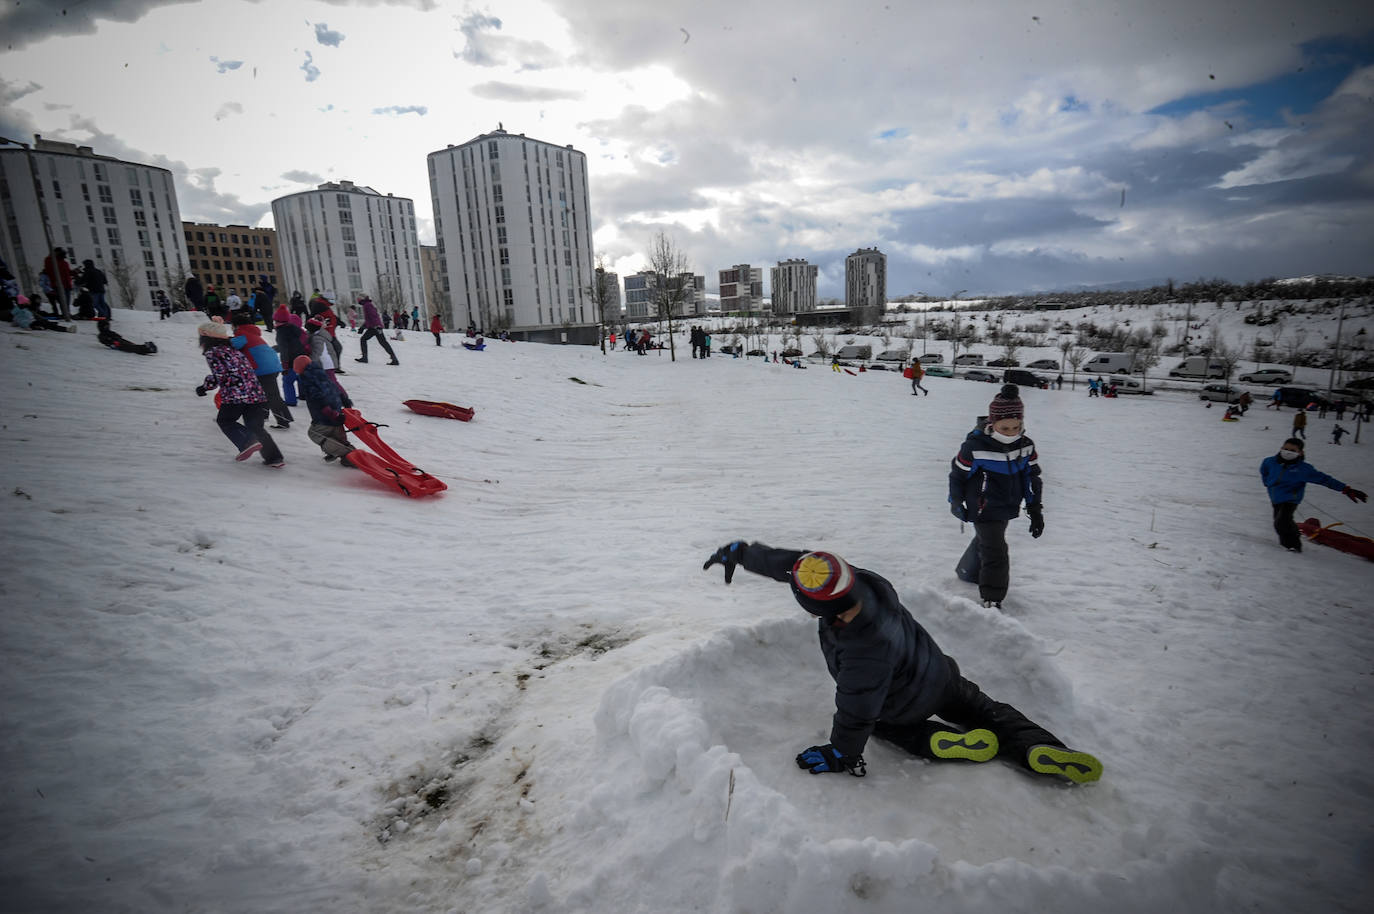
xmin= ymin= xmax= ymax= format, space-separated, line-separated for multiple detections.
xmin=0 ymin=135 xmax=68 ymax=319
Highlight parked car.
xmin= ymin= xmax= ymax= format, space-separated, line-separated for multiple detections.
xmin=1238 ymin=368 xmax=1293 ymax=384
xmin=780 ymin=347 xmax=803 ymax=358
xmin=963 ymin=369 xmax=999 ymax=383
xmin=924 ymin=364 xmax=954 ymax=377
xmin=954 ymin=353 xmax=985 ymax=366
xmin=835 ymin=344 xmax=872 ymax=360
xmin=1003 ymin=369 xmax=1048 ymax=389
xmin=1169 ymin=356 xmax=1229 ymax=379
xmin=1104 ymin=376 xmax=1151 ymax=395
xmin=1083 ymin=352 xmax=1136 ymax=374
xmin=917 ymin=353 xmax=944 ymax=363
xmin=1027 ymin=359 xmax=1060 ymax=370
xmin=987 ymin=357 xmax=1021 ymax=368
xmin=875 ymin=348 xmax=909 ymax=362
xmin=1199 ymin=384 xmax=1242 ymax=403
xmin=1275 ymin=387 xmax=1330 ymax=409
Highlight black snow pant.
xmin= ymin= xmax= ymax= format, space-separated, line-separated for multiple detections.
xmin=358 ymin=327 xmax=397 ymax=363
xmin=433 ymin=332 xmax=442 ymax=346
xmin=872 ymin=659 xmax=1065 ymax=770
xmin=215 ymin=403 xmax=282 ymax=464
xmin=257 ymin=372 xmax=293 ymax=426
xmin=1272 ymin=502 xmax=1302 ymax=551
xmin=955 ymin=520 xmax=1011 ymax=603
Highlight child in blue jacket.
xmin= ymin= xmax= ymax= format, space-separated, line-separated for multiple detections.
xmin=230 ymin=311 xmax=292 ymax=428
xmin=1260 ymin=437 xmax=1366 ymax=551
xmin=949 ymin=385 xmax=1043 ymax=609
xmin=293 ymin=355 xmax=355 ymax=464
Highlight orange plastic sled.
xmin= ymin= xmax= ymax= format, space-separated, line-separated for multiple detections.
xmin=342 ymin=408 xmax=448 ymax=498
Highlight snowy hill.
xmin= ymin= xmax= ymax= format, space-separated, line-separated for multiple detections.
xmin=1 ymin=310 xmax=1372 ymax=913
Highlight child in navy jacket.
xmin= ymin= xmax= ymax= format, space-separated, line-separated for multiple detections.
xmin=949 ymin=384 xmax=1043 ymax=609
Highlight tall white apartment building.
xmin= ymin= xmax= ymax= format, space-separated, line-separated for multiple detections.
xmin=271 ymin=180 xmax=425 ymax=313
xmin=0 ymin=135 xmax=189 ymax=310
xmin=427 ymin=128 xmax=595 ymax=343
xmin=770 ymin=258 xmax=818 ymax=314
xmin=845 ymin=247 xmax=886 ymax=323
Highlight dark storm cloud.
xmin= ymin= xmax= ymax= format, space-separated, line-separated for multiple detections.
xmin=0 ymin=0 xmax=438 ymax=50
xmin=53 ymin=117 xmax=269 ymax=226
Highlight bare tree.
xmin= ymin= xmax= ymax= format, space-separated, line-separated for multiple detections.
xmin=161 ymin=264 xmax=191 ymax=312
xmin=1067 ymin=344 xmax=1091 ymax=389
xmin=109 ymin=258 xmax=140 ymax=310
xmin=1057 ymin=337 xmax=1075 ymax=371
xmin=811 ymin=332 xmax=832 ymax=358
xmin=999 ymin=339 xmax=1021 ymax=366
xmin=647 ymin=231 xmax=691 ymax=362
xmin=1125 ymin=329 xmax=1163 ymax=390
xmin=1286 ymin=329 xmax=1309 ymax=375
xmin=372 ymin=271 xmax=406 ymax=320
xmin=587 ymin=257 xmax=616 ymax=354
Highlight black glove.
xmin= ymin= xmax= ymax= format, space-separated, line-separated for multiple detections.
xmin=950 ymin=502 xmax=967 ymax=522
xmin=1343 ymin=486 xmax=1368 ymax=503
xmin=795 ymin=744 xmax=866 ymax=777
xmin=703 ymin=541 xmax=747 ymax=584
xmin=195 ymin=385 xmax=207 ymax=397
xmin=1027 ymin=505 xmax=1044 ymax=538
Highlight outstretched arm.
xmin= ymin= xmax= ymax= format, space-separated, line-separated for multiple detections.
xmin=702 ymin=541 xmax=804 ymax=585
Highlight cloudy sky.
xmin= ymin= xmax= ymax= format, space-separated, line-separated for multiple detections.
xmin=2 ymin=0 xmax=1372 ymax=297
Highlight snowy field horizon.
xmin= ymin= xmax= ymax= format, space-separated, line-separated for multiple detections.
xmin=2 ymin=307 xmax=1372 ymax=913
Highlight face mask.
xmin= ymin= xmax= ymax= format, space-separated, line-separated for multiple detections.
xmin=990 ymin=430 xmax=1021 ymax=444
xmin=1279 ymin=449 xmax=1301 ymax=461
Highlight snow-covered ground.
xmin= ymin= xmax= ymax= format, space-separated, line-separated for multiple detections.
xmin=2 ymin=308 xmax=1372 ymax=914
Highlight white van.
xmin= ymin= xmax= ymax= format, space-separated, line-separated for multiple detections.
xmin=954 ymin=353 xmax=985 ymax=366
xmin=1083 ymin=352 xmax=1135 ymax=374
xmin=835 ymin=344 xmax=872 ymax=360
xmin=1169 ymin=356 xmax=1228 ymax=379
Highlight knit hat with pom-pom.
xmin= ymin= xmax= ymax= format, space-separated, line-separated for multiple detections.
xmin=988 ymin=384 xmax=1024 ymax=422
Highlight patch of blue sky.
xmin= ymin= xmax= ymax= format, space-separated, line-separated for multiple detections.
xmin=877 ymin=127 xmax=909 ymax=140
xmin=1148 ymin=33 xmax=1374 ymax=124
xmin=1059 ymin=95 xmax=1088 ymax=113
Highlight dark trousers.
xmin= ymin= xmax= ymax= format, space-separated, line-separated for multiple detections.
xmin=911 ymin=378 xmax=928 ymax=394
xmin=215 ymin=403 xmax=282 ymax=463
xmin=257 ymin=372 xmax=292 ymax=426
xmin=1272 ymin=502 xmax=1302 ymax=550
xmin=432 ymin=332 xmax=442 ymax=346
xmin=955 ymin=520 xmax=1011 ymax=602
xmin=1292 ymin=424 xmax=1305 ymax=439
xmin=872 ymin=659 xmax=1064 ymax=769
xmin=358 ymin=327 xmax=397 ymax=362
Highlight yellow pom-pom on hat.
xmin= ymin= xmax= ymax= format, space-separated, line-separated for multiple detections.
xmin=791 ymin=551 xmax=855 ymax=601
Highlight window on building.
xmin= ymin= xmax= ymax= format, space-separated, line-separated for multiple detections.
xmin=196 ymin=231 xmax=205 ymax=241
xmin=138 ymin=229 xmax=151 ymax=247
xmin=143 ymin=251 xmax=155 ymax=267
xmin=103 ymin=205 xmax=118 ymax=224
xmin=129 ymin=188 xmax=142 ymax=206
xmin=98 ymin=184 xmax=113 ymax=204
xmin=336 ymin=194 xmax=351 ymax=208
xmin=339 ymin=210 xmax=353 ymax=224
xmin=107 ymin=226 xmax=121 ymax=246
xmin=93 ymin=163 xmax=108 ymax=182
xmin=499 ymin=247 xmax=509 ymax=265
xmin=147 ymin=270 xmax=159 ymax=286
xmin=81 ymin=183 xmax=90 ymax=202
xmin=134 ymin=209 xmax=147 ymax=227
xmin=488 ymin=140 xmax=499 ymax=159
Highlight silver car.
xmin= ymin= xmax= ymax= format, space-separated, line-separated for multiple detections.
xmin=1238 ymin=368 xmax=1293 ymax=384
xmin=963 ymin=369 xmax=999 ymax=383
xmin=1199 ymin=384 xmax=1242 ymax=403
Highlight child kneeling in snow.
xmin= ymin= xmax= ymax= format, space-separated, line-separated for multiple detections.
xmin=95 ymin=317 xmax=157 ymax=354
xmin=293 ymin=355 xmax=356 ymax=464
xmin=703 ymin=543 xmax=1102 ymax=783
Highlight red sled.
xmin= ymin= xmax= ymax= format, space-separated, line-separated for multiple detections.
xmin=844 ymin=368 xmax=857 ymax=376
xmin=342 ymin=407 xmax=448 ymax=498
xmin=1297 ymin=517 xmax=1374 ymax=562
xmin=403 ymin=399 xmax=475 ymax=422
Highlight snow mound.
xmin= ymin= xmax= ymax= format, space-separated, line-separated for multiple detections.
xmin=549 ymin=607 xmax=1225 ymax=913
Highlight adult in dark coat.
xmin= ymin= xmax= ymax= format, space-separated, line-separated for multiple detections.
xmin=702 ymin=542 xmax=1101 ymax=782
xmin=185 ymin=274 xmax=205 ymax=312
